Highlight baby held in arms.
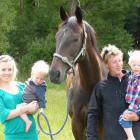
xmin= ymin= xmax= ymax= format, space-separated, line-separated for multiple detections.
xmin=17 ymin=60 xmax=49 ymax=132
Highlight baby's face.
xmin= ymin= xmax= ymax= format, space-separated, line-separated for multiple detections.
xmin=130 ymin=60 xmax=140 ymax=75
xmin=31 ymin=72 xmax=46 ymax=85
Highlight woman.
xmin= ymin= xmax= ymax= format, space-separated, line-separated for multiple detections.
xmin=0 ymin=55 xmax=38 ymax=140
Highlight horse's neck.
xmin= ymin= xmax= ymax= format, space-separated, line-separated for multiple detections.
xmin=78 ymin=46 xmax=102 ymax=90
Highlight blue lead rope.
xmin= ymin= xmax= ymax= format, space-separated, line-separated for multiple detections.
xmin=37 ymin=91 xmax=70 ymax=140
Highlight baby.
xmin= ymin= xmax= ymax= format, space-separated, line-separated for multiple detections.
xmin=18 ymin=60 xmax=49 ymax=132
xmin=119 ymin=50 xmax=140 ymax=140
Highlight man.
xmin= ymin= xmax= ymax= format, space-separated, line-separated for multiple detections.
xmin=87 ymin=44 xmax=140 ymax=140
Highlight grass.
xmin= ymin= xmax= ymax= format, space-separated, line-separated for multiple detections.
xmin=0 ymin=81 xmax=74 ymax=140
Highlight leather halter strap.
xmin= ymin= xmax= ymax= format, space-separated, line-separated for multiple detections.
xmin=53 ymin=23 xmax=87 ymax=73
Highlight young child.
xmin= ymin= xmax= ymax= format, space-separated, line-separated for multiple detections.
xmin=119 ymin=50 xmax=140 ymax=140
xmin=18 ymin=60 xmax=49 ymax=132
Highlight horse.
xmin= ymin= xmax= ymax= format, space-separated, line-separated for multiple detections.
xmin=49 ymin=6 xmax=107 ymax=140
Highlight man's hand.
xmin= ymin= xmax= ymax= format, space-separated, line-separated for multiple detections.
xmin=123 ymin=110 xmax=139 ymax=121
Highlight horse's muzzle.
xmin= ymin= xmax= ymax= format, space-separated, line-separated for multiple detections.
xmin=49 ymin=69 xmax=61 ymax=84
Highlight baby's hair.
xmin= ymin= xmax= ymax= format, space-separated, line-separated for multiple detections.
xmin=101 ymin=44 xmax=123 ymax=63
xmin=128 ymin=50 xmax=140 ymax=65
xmin=0 ymin=55 xmax=18 ymax=80
xmin=31 ymin=60 xmax=49 ymax=75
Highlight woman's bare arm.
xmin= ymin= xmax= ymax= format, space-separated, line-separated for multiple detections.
xmin=7 ymin=101 xmax=38 ymax=120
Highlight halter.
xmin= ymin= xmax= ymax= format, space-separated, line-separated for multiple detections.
xmin=53 ymin=22 xmax=87 ymax=73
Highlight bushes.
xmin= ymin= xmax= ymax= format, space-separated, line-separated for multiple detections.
xmin=0 ymin=0 xmax=139 ymax=80
xmin=17 ymin=34 xmax=56 ymax=80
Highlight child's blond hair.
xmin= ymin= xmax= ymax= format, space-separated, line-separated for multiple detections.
xmin=128 ymin=50 xmax=140 ymax=66
xmin=31 ymin=60 xmax=49 ymax=76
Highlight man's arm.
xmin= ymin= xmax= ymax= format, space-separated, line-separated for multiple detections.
xmin=87 ymin=85 xmax=102 ymax=140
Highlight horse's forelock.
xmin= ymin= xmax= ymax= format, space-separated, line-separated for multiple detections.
xmin=68 ymin=16 xmax=76 ymax=22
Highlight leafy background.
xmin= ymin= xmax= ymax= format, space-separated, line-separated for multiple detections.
xmin=0 ymin=0 xmax=140 ymax=139
xmin=0 ymin=0 xmax=139 ymax=79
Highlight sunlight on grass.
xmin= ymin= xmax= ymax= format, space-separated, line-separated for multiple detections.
xmin=0 ymin=82 xmax=74 ymax=140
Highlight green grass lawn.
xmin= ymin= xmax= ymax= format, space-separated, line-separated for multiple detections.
xmin=0 ymin=81 xmax=74 ymax=140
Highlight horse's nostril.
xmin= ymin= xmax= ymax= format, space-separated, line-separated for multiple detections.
xmin=50 ymin=70 xmax=60 ymax=78
xmin=49 ymin=69 xmax=61 ymax=83
xmin=56 ymin=70 xmax=60 ymax=78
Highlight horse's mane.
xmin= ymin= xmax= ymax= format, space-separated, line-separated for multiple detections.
xmin=84 ymin=21 xmax=103 ymax=60
xmin=84 ymin=21 xmax=108 ymax=78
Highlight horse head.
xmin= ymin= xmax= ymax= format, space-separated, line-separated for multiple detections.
xmin=49 ymin=6 xmax=87 ymax=83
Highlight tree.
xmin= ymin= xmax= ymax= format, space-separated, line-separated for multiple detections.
xmin=70 ymin=0 xmax=80 ymax=15
xmin=0 ymin=0 xmax=139 ymax=78
xmin=19 ymin=0 xmax=24 ymax=15
xmin=124 ymin=6 xmax=140 ymax=49
xmin=0 ymin=0 xmax=16 ymax=54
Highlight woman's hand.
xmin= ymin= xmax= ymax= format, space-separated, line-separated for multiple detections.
xmin=20 ymin=101 xmax=39 ymax=114
xmin=27 ymin=101 xmax=39 ymax=114
xmin=123 ymin=110 xmax=139 ymax=121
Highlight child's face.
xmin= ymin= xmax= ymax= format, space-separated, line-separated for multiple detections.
xmin=130 ymin=60 xmax=140 ymax=75
xmin=31 ymin=72 xmax=46 ymax=85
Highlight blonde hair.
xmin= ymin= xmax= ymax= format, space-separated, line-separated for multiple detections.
xmin=0 ymin=55 xmax=18 ymax=80
xmin=101 ymin=44 xmax=123 ymax=63
xmin=31 ymin=60 xmax=49 ymax=76
xmin=128 ymin=50 xmax=140 ymax=65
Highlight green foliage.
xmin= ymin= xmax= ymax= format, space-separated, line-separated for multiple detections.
xmin=0 ymin=0 xmax=139 ymax=78
xmin=18 ymin=35 xmax=56 ymax=79
xmin=81 ymin=0 xmax=134 ymax=54
xmin=0 ymin=0 xmax=16 ymax=53
xmin=124 ymin=6 xmax=140 ymax=49
xmin=6 ymin=0 xmax=70 ymax=76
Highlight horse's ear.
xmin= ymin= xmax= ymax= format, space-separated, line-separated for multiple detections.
xmin=60 ymin=6 xmax=68 ymax=21
xmin=75 ymin=6 xmax=82 ymax=24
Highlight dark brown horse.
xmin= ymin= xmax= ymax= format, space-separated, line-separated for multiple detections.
xmin=49 ymin=6 xmax=107 ymax=140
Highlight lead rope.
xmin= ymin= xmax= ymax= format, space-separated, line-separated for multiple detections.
xmin=37 ymin=91 xmax=70 ymax=140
